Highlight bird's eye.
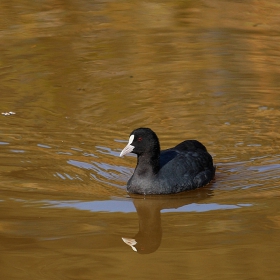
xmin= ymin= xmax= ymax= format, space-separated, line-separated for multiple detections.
xmin=137 ymin=137 xmax=142 ymax=142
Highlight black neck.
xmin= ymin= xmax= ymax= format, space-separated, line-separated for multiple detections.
xmin=136 ymin=152 xmax=160 ymax=176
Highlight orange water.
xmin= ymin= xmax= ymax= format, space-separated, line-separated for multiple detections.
xmin=0 ymin=1 xmax=279 ymax=279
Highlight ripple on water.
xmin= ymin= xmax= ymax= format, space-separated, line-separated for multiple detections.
xmin=216 ymin=154 xmax=280 ymax=192
xmin=42 ymin=199 xmax=253 ymax=214
xmin=67 ymin=159 xmax=132 ymax=188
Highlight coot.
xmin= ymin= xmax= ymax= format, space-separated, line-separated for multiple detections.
xmin=120 ymin=128 xmax=215 ymax=195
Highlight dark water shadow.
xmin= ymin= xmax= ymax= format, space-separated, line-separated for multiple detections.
xmin=122 ymin=187 xmax=213 ymax=254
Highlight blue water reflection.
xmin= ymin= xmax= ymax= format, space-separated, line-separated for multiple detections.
xmin=44 ymin=199 xmax=252 ymax=213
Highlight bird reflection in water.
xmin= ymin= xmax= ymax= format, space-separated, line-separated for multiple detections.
xmin=122 ymin=187 xmax=213 ymax=254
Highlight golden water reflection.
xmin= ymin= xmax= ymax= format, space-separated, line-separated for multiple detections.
xmin=0 ymin=0 xmax=280 ymax=279
xmin=0 ymin=187 xmax=279 ymax=279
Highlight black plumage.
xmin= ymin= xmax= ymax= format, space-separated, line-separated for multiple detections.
xmin=120 ymin=128 xmax=215 ymax=195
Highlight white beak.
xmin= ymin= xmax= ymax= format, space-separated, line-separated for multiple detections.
xmin=120 ymin=134 xmax=135 ymax=157
xmin=122 ymin=237 xmax=137 ymax=252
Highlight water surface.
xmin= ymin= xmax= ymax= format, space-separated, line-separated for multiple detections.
xmin=0 ymin=0 xmax=280 ymax=279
